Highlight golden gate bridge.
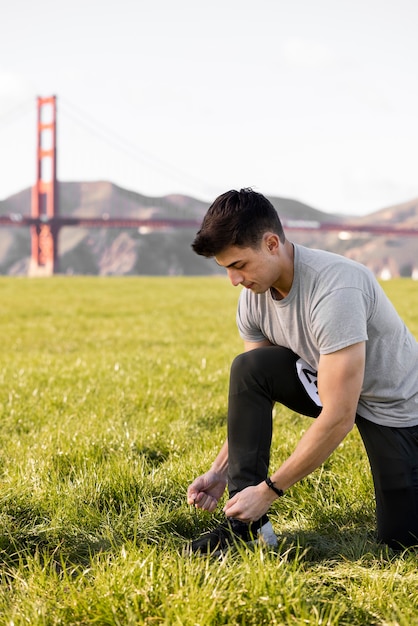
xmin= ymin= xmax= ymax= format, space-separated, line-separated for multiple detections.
xmin=1 ymin=96 xmax=417 ymax=276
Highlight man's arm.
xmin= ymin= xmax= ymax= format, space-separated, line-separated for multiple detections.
xmin=223 ymin=341 xmax=366 ymax=522
xmin=244 ymin=339 xmax=273 ymax=351
xmin=269 ymin=341 xmax=365 ymax=489
xmin=187 ymin=440 xmax=229 ymax=511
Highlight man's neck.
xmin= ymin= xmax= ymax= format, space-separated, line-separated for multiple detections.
xmin=270 ymin=287 xmax=284 ymax=301
xmin=270 ymin=241 xmax=294 ymax=299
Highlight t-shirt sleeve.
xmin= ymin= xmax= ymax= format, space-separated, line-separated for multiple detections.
xmin=236 ymin=290 xmax=267 ymax=343
xmin=311 ymin=287 xmax=370 ymax=353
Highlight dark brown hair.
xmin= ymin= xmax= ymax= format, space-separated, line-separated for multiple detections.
xmin=192 ymin=188 xmax=285 ymax=257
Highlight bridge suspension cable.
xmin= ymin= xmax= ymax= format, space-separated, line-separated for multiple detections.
xmin=59 ymin=96 xmax=217 ymax=199
xmin=0 ymin=98 xmax=34 ymax=131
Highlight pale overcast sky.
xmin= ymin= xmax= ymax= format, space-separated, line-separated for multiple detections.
xmin=1 ymin=0 xmax=417 ymax=215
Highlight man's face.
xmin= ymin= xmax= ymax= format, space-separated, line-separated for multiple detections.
xmin=215 ymin=237 xmax=280 ymax=294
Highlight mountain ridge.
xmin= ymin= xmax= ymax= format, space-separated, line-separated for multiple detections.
xmin=0 ymin=181 xmax=417 ymax=277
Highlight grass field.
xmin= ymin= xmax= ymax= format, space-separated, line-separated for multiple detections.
xmin=0 ymin=276 xmax=417 ymax=625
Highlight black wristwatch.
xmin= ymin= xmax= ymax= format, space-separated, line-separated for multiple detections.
xmin=265 ymin=476 xmax=284 ymax=497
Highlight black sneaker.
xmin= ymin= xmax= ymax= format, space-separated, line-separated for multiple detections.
xmin=187 ymin=515 xmax=278 ymax=556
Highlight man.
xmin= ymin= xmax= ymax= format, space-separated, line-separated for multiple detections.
xmin=186 ymin=188 xmax=418 ymax=554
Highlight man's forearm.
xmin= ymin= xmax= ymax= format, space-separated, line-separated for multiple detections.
xmin=210 ymin=439 xmax=229 ymax=476
xmin=269 ymin=409 xmax=354 ymax=493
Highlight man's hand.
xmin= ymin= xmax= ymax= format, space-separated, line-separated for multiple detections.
xmin=187 ymin=470 xmax=227 ymax=513
xmin=223 ymin=482 xmax=276 ymax=523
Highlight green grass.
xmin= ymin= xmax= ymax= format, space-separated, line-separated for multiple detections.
xmin=0 ymin=276 xmax=417 ymax=625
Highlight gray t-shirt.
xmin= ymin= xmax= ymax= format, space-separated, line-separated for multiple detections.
xmin=237 ymin=244 xmax=418 ymax=427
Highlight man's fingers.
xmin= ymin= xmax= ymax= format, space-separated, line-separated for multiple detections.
xmin=187 ymin=488 xmax=198 ymax=505
xmin=194 ymin=493 xmax=217 ymax=512
xmin=187 ymin=491 xmax=205 ymax=507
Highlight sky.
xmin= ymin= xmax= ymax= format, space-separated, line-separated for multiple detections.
xmin=1 ymin=0 xmax=417 ymax=216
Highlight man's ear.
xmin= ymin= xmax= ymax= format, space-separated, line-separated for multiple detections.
xmin=263 ymin=232 xmax=280 ymax=252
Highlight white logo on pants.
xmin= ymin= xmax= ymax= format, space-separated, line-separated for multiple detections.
xmin=296 ymin=358 xmax=322 ymax=407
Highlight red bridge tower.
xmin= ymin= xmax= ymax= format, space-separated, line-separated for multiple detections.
xmin=29 ymin=95 xmax=58 ymax=276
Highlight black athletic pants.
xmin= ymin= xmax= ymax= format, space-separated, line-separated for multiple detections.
xmin=227 ymin=345 xmax=418 ymax=548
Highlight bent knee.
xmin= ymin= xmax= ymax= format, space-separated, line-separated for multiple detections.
xmin=230 ymin=345 xmax=298 ymax=380
xmin=230 ymin=349 xmax=264 ymax=379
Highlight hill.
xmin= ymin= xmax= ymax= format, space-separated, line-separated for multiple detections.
xmin=0 ymin=181 xmax=417 ymax=277
xmin=290 ymin=197 xmax=418 ymax=278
